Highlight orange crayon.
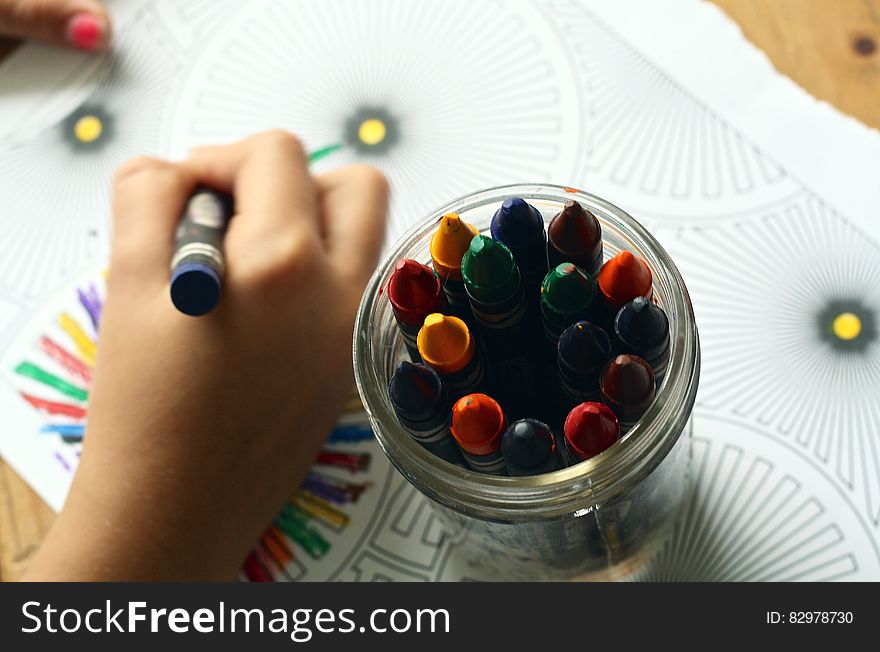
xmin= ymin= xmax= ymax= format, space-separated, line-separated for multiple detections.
xmin=430 ymin=213 xmax=480 ymax=320
xmin=417 ymin=313 xmax=488 ymax=401
xmin=450 ymin=393 xmax=507 ymax=475
xmin=597 ymin=251 xmax=653 ymax=327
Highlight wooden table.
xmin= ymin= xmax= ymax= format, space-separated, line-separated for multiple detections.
xmin=1 ymin=0 xmax=879 ymax=581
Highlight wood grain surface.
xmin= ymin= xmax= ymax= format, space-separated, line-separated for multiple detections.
xmin=1 ymin=0 xmax=879 ymax=581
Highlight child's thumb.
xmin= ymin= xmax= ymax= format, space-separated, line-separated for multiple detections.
xmin=0 ymin=0 xmax=111 ymax=52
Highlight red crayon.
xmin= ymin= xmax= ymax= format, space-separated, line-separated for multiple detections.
xmin=388 ymin=259 xmax=446 ymax=361
xmin=599 ymin=354 xmax=656 ymax=433
xmin=562 ymin=402 xmax=621 ymax=465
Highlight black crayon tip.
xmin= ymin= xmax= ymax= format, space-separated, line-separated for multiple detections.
xmin=615 ymin=297 xmax=669 ymax=353
xmin=558 ymin=321 xmax=613 ymax=373
xmin=501 ymin=419 xmax=555 ymax=470
xmin=388 ymin=361 xmax=446 ymax=420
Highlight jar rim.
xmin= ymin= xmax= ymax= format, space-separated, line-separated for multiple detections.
xmin=353 ymin=183 xmax=700 ymax=522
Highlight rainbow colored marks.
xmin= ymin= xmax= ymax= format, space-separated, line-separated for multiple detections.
xmin=243 ymin=466 xmax=373 ymax=582
xmin=12 ymin=275 xmax=376 ymax=583
xmin=12 ymin=283 xmax=99 ymax=454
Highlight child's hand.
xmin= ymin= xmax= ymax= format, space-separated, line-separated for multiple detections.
xmin=24 ymin=131 xmax=388 ymax=580
xmin=0 ymin=0 xmax=110 ymax=51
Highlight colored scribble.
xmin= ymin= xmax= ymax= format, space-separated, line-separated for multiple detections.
xmin=13 ymin=276 xmax=375 ymax=582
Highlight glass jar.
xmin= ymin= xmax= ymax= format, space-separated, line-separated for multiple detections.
xmin=354 ymin=184 xmax=700 ymax=580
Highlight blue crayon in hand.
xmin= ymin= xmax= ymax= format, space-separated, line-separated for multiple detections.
xmin=388 ymin=361 xmax=465 ymax=466
xmin=501 ymin=419 xmax=560 ymax=476
xmin=491 ymin=197 xmax=548 ymax=301
xmin=170 ymin=188 xmax=234 ymax=317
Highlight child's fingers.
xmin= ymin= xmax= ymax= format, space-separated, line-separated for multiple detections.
xmin=0 ymin=0 xmax=111 ymax=51
xmin=181 ymin=131 xmax=318 ymax=243
xmin=315 ymin=165 xmax=389 ymax=285
xmin=111 ymin=157 xmax=197 ymax=285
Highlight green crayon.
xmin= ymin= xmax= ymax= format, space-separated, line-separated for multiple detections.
xmin=462 ymin=235 xmax=541 ymax=419
xmin=540 ymin=263 xmax=596 ymax=349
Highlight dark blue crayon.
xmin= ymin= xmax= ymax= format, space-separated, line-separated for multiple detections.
xmin=388 ymin=361 xmax=466 ymax=466
xmin=490 ymin=197 xmax=548 ymax=300
xmin=557 ymin=320 xmax=614 ymax=414
xmin=501 ymin=419 xmax=560 ymax=476
xmin=170 ymin=188 xmax=234 ymax=317
xmin=461 ymin=235 xmax=542 ymax=419
xmin=614 ymin=297 xmax=670 ymax=383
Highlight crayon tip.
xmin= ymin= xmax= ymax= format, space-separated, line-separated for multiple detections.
xmin=598 ymin=251 xmax=653 ymax=308
xmin=563 ymin=402 xmax=620 ymax=461
xmin=388 ymin=361 xmax=445 ymax=417
xmin=388 ymin=259 xmax=443 ymax=325
xmin=501 ymin=419 xmax=555 ymax=470
xmin=600 ymin=354 xmax=655 ymax=405
xmin=490 ymin=198 xmax=545 ymax=248
xmin=615 ymin=297 xmax=669 ymax=350
xmin=461 ymin=235 xmax=519 ymax=300
xmin=557 ymin=321 xmax=613 ymax=371
xmin=548 ymin=201 xmax=602 ymax=260
xmin=170 ymin=263 xmax=221 ymax=317
xmin=417 ymin=313 xmax=475 ymax=374
xmin=430 ymin=213 xmax=480 ymax=280
xmin=541 ymin=263 xmax=595 ymax=316
xmin=450 ymin=393 xmax=506 ymax=456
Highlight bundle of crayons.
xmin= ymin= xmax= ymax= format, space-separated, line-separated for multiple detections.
xmin=386 ymin=198 xmax=670 ymax=476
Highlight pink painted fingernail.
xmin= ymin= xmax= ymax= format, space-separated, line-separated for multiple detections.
xmin=65 ymin=13 xmax=107 ymax=52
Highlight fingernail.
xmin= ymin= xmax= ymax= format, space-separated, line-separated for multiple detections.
xmin=65 ymin=13 xmax=109 ymax=52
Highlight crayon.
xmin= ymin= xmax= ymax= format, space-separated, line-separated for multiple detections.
xmin=387 ymin=258 xmax=446 ymax=361
xmin=599 ymin=354 xmax=656 ymax=433
xmin=557 ymin=321 xmax=614 ymax=408
xmin=462 ymin=235 xmax=541 ymax=418
xmin=430 ymin=213 xmax=480 ymax=321
xmin=540 ymin=263 xmax=596 ymax=349
xmin=416 ymin=313 xmax=489 ymax=402
xmin=614 ymin=297 xmax=670 ymax=382
xmin=450 ymin=393 xmax=507 ymax=475
xmin=501 ymin=418 xmax=560 ymax=476
xmin=597 ymin=251 xmax=653 ymax=325
xmin=547 ymin=201 xmax=603 ymax=276
xmin=562 ymin=402 xmax=621 ymax=465
xmin=170 ymin=188 xmax=234 ymax=317
xmin=490 ymin=197 xmax=548 ymax=299
xmin=387 ymin=361 xmax=465 ymax=466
